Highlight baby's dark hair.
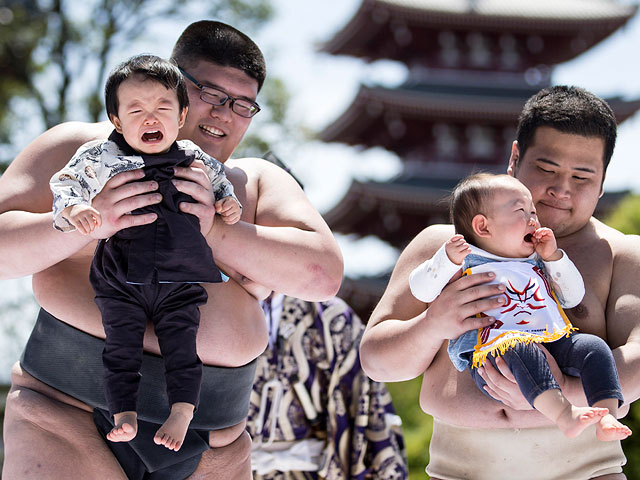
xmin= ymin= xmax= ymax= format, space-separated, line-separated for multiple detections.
xmin=450 ymin=173 xmax=511 ymax=243
xmin=171 ymin=20 xmax=266 ymax=92
xmin=105 ymin=54 xmax=188 ymax=119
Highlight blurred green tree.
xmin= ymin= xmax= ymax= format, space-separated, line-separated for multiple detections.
xmin=0 ymin=1 xmax=47 ymax=155
xmin=604 ymin=194 xmax=640 ymax=235
xmin=386 ymin=378 xmax=433 ymax=479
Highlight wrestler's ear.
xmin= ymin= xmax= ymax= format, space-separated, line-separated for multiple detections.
xmin=110 ymin=114 xmax=123 ymax=134
xmin=472 ymin=214 xmax=492 ymax=238
xmin=507 ymin=141 xmax=519 ymax=177
xmin=178 ymin=106 xmax=188 ymax=128
xmin=599 ymin=172 xmax=605 ymax=199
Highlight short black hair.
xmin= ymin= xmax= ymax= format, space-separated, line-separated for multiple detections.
xmin=171 ymin=20 xmax=266 ymax=92
xmin=515 ymin=85 xmax=617 ymax=174
xmin=105 ymin=54 xmax=188 ymax=119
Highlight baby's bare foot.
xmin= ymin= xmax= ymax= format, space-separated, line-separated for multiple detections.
xmin=596 ymin=413 xmax=632 ymax=441
xmin=556 ymin=406 xmax=609 ymax=438
xmin=154 ymin=402 xmax=194 ymax=451
xmin=107 ymin=411 xmax=138 ymax=443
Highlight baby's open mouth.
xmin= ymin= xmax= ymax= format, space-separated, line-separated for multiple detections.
xmin=142 ymin=130 xmax=163 ymax=142
xmin=524 ymin=233 xmax=533 ymax=243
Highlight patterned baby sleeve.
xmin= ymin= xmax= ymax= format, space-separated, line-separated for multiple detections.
xmin=49 ymin=140 xmax=142 ymax=232
xmin=192 ymin=145 xmax=242 ymax=208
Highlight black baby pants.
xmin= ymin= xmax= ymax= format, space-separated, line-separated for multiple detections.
xmin=91 ymin=239 xmax=207 ymax=417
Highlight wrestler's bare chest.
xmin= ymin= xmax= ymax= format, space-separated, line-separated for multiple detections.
xmin=561 ymin=240 xmax=611 ymax=340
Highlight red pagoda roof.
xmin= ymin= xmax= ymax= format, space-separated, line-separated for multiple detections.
xmin=319 ymin=0 xmax=639 ymax=322
xmin=319 ymin=84 xmax=640 ymax=154
xmin=322 ymin=0 xmax=637 ymax=67
xmin=320 ymin=84 xmax=527 ymax=147
xmin=324 ymin=177 xmax=456 ymax=248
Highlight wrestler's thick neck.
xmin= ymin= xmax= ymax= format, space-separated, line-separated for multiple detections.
xmin=32 ymin=251 xmax=268 ymax=367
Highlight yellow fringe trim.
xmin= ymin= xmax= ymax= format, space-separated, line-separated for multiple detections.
xmin=471 ymin=324 xmax=579 ymax=369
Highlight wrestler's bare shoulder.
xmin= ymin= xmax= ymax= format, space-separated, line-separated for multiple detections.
xmin=224 ymin=155 xmax=311 ymax=224
xmin=224 ymin=155 xmax=289 ymax=188
xmin=564 ymin=217 xmax=633 ymax=247
xmin=220 ymin=157 xmax=261 ymax=211
xmin=562 ymin=218 xmax=640 ymax=277
xmin=43 ymin=120 xmax=113 ymax=144
xmin=403 ymin=223 xmax=455 ymax=262
xmin=10 ymin=121 xmax=112 ymax=169
xmin=0 ymin=121 xmax=113 ymax=213
xmin=592 ymin=217 xmax=640 ymax=253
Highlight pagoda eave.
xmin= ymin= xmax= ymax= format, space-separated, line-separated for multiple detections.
xmin=318 ymin=0 xmax=638 ymax=322
xmin=607 ymin=98 xmax=640 ymax=124
xmin=324 ymin=179 xmax=453 ymax=245
xmin=319 ymin=86 xmax=523 ymax=144
xmin=322 ymin=0 xmax=637 ymax=62
xmin=325 ymin=178 xmax=450 ymax=219
xmin=320 ymin=86 xmax=640 ymax=148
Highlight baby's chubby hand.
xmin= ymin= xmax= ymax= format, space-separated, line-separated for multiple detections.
xmin=445 ymin=234 xmax=471 ymax=265
xmin=63 ymin=204 xmax=102 ymax=235
xmin=215 ymin=197 xmax=241 ymax=225
xmin=533 ymin=227 xmax=562 ymax=262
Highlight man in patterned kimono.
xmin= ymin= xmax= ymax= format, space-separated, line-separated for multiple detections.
xmin=247 ymin=292 xmax=408 ymax=479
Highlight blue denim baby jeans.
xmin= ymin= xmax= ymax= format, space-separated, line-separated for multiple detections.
xmin=470 ymin=333 xmax=624 ymax=407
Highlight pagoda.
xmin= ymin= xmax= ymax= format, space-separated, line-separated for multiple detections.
xmin=319 ymin=0 xmax=640 ymax=319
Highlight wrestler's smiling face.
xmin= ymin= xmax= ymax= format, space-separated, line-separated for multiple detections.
xmin=508 ymin=126 xmax=605 ymax=239
xmin=177 ymin=61 xmax=258 ymax=163
xmin=110 ymin=74 xmax=187 ymax=154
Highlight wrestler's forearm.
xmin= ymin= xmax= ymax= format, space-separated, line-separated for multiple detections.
xmin=0 ymin=211 xmax=91 ymax=279
xmin=209 ymin=220 xmax=343 ymax=301
xmin=360 ymin=311 xmax=442 ymax=382
xmin=613 ymin=342 xmax=640 ymax=405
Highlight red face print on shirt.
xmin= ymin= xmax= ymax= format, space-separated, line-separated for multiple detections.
xmin=499 ymin=266 xmax=551 ymax=325
xmin=500 ymin=279 xmax=546 ymax=324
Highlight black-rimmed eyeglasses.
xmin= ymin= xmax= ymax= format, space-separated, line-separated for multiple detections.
xmin=179 ymin=67 xmax=261 ymax=118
